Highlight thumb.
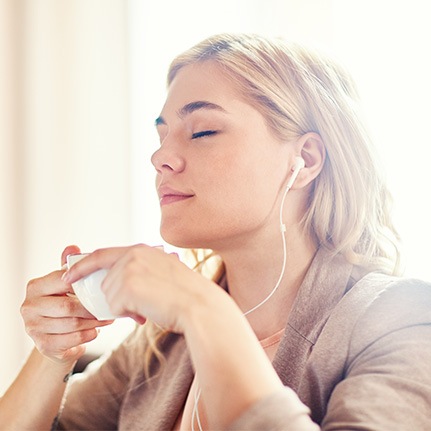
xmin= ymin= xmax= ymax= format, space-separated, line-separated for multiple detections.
xmin=61 ymin=245 xmax=81 ymax=267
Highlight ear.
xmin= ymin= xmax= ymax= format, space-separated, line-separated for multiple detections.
xmin=292 ymin=132 xmax=326 ymax=188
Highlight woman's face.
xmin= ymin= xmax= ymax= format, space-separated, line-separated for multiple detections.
xmin=152 ymin=61 xmax=294 ymax=251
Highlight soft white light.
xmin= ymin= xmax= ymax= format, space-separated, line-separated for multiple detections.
xmin=128 ymin=0 xmax=431 ymax=280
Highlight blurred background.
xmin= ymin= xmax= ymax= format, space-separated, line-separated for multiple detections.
xmin=1 ymin=0 xmax=430 ymax=393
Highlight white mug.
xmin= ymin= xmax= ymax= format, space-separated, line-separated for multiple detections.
xmin=66 ymin=253 xmax=117 ymax=320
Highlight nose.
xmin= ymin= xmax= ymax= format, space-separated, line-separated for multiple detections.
xmin=151 ymin=140 xmax=186 ymax=174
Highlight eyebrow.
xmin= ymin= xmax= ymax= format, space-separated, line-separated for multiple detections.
xmin=155 ymin=100 xmax=227 ymax=126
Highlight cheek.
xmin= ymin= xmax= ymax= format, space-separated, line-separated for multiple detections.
xmin=213 ymin=148 xmax=282 ymax=207
xmin=159 ymin=179 xmax=274 ymax=249
xmin=213 ymin=154 xmax=280 ymax=206
xmin=159 ymin=149 xmax=285 ymax=247
xmin=205 ymin=169 xmax=279 ymax=229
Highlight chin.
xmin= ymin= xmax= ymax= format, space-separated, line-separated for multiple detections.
xmin=160 ymin=228 xmax=215 ymax=250
xmin=160 ymin=230 xmax=198 ymax=249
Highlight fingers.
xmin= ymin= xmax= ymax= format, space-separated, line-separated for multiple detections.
xmin=125 ymin=312 xmax=147 ymax=325
xmin=21 ymin=245 xmax=117 ymax=364
xmin=26 ymin=315 xmax=112 ymax=337
xmin=22 ymin=299 xmax=111 ymax=363
xmin=26 ymin=246 xmax=83 ymax=299
xmin=34 ymin=328 xmax=99 ymax=360
xmin=99 ymin=246 xmax=153 ymax=317
xmin=26 ymin=270 xmax=76 ymax=297
xmin=62 ymin=246 xmax=134 ymax=284
xmin=22 ymin=293 xmax=96 ymax=319
xmin=61 ymin=245 xmax=81 ymax=267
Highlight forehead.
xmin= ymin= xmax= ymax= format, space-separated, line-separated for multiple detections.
xmin=162 ymin=62 xmax=244 ymax=114
xmin=157 ymin=61 xmax=273 ymax=138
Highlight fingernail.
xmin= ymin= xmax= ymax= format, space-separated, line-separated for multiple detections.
xmin=61 ymin=270 xmax=71 ymax=283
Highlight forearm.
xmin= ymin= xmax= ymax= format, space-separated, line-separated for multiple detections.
xmin=0 ymin=348 xmax=75 ymax=431
xmin=182 ymin=289 xmax=283 ymax=430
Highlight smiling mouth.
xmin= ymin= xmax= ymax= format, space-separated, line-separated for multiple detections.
xmin=159 ymin=194 xmax=194 ymax=206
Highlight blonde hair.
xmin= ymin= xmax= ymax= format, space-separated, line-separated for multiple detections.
xmin=143 ymin=33 xmax=401 ymax=375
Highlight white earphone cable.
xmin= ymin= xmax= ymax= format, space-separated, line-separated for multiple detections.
xmin=192 ymin=160 xmax=301 ymax=431
xmin=191 ymin=386 xmax=203 ymax=431
xmin=243 ymin=181 xmax=290 ymax=316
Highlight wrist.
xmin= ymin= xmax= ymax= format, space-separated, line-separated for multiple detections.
xmin=179 ymin=281 xmax=283 ymax=429
xmin=179 ymin=279 xmax=232 ymax=335
xmin=33 ymin=348 xmax=77 ymax=376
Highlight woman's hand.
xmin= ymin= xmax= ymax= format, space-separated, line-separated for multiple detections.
xmin=62 ymin=244 xmax=220 ymax=333
xmin=20 ymin=245 xmax=113 ymax=366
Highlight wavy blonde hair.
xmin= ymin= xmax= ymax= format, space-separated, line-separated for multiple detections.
xmin=143 ymin=33 xmax=401 ymax=376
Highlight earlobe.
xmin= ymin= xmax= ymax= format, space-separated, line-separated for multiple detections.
xmin=294 ymin=132 xmax=326 ymax=187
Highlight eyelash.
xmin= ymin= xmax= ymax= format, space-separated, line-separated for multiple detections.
xmin=191 ymin=130 xmax=217 ymax=139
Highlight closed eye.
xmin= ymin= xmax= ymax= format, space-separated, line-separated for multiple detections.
xmin=192 ymin=130 xmax=218 ymax=139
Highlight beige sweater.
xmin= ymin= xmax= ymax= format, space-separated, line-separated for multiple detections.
xmin=58 ymin=248 xmax=431 ymax=430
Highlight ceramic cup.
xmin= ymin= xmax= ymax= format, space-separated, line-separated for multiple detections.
xmin=66 ymin=253 xmax=116 ymax=320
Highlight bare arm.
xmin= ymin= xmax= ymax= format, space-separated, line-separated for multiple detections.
xmin=183 ymin=288 xmax=281 ymax=427
xmin=0 ymin=348 xmax=75 ymax=430
xmin=0 ymin=246 xmax=111 ymax=430
xmin=182 ymin=285 xmax=317 ymax=430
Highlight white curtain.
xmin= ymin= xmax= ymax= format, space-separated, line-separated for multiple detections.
xmin=0 ymin=0 xmax=131 ymax=393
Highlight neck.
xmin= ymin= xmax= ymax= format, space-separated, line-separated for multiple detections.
xmin=216 ymin=226 xmax=317 ymax=339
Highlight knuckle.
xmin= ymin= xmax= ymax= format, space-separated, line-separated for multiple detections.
xmin=26 ymin=325 xmax=39 ymax=340
xmin=69 ymin=316 xmax=81 ymax=330
xmin=125 ymin=272 xmax=140 ymax=288
xmin=23 ymin=316 xmax=45 ymax=341
xmin=76 ymin=329 xmax=96 ymax=344
xmin=91 ymin=248 xmax=106 ymax=263
xmin=133 ymin=242 xmax=146 ymax=250
xmin=26 ymin=327 xmax=48 ymax=351
xmin=26 ymin=277 xmax=40 ymax=293
xmin=129 ymin=246 xmax=149 ymax=267
xmin=128 ymin=245 xmax=143 ymax=261
xmin=20 ymin=299 xmax=37 ymax=320
xmin=74 ymin=331 xmax=86 ymax=345
xmin=57 ymin=296 xmax=74 ymax=316
xmin=36 ymin=336 xmax=50 ymax=355
xmin=20 ymin=301 xmax=29 ymax=318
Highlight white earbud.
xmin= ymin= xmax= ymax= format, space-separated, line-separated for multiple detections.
xmin=244 ymin=155 xmax=305 ymax=316
xmin=193 ymin=153 xmax=305 ymax=430
xmin=286 ymin=156 xmax=305 ymax=190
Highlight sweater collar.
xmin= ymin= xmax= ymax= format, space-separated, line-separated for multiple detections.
xmin=272 ymin=246 xmax=354 ymax=388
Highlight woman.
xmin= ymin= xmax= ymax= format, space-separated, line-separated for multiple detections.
xmin=1 ymin=33 xmax=431 ymax=430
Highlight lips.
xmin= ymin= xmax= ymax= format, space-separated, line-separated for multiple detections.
xmin=158 ymin=185 xmax=194 ymax=206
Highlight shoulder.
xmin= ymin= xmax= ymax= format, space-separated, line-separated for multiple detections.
xmin=332 ymin=272 xmax=431 ymax=323
xmin=347 ymin=273 xmax=431 ymax=328
xmin=366 ymin=274 xmax=431 ymax=313
xmin=310 ymin=274 xmax=431 ymax=427
xmin=292 ymin=252 xmax=431 ymax=427
xmin=314 ymin=272 xmax=431 ymax=365
xmin=340 ymin=273 xmax=431 ymax=360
